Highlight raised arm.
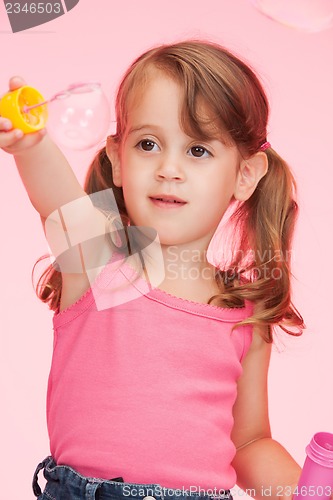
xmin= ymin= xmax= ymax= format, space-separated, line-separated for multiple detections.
xmin=1 ymin=77 xmax=114 ymax=309
xmin=1 ymin=76 xmax=86 ymax=217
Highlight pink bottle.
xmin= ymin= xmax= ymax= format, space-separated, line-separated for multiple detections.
xmin=293 ymin=432 xmax=333 ymax=500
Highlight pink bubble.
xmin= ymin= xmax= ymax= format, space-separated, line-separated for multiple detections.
xmin=250 ymin=0 xmax=333 ymax=33
xmin=47 ymin=83 xmax=110 ymax=150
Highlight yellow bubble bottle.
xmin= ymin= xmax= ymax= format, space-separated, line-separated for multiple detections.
xmin=0 ymin=86 xmax=48 ymax=133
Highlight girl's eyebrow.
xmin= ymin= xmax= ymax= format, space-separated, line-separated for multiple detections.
xmin=128 ymin=124 xmax=163 ymax=135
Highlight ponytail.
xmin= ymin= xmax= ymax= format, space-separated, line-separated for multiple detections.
xmin=209 ymin=148 xmax=305 ymax=342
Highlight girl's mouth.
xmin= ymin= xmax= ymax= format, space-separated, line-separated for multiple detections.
xmin=149 ymin=195 xmax=187 ymax=208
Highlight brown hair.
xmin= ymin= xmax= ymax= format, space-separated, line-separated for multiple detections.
xmin=36 ymin=39 xmax=304 ymax=341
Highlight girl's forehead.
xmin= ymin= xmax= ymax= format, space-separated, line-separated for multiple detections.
xmin=124 ymin=72 xmax=182 ymax=124
xmin=122 ymin=65 xmax=233 ymax=144
xmin=126 ymin=71 xmax=208 ymax=120
xmin=127 ymin=68 xmax=179 ymax=103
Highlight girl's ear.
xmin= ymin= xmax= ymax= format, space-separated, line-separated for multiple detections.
xmin=234 ymin=152 xmax=268 ymax=201
xmin=106 ymin=136 xmax=122 ymax=187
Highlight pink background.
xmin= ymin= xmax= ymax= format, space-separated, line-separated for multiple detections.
xmin=1 ymin=1 xmax=332 ymax=498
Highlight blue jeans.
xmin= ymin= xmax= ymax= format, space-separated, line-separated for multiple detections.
xmin=33 ymin=456 xmax=233 ymax=500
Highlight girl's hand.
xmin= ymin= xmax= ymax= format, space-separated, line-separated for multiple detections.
xmin=0 ymin=76 xmax=46 ymax=156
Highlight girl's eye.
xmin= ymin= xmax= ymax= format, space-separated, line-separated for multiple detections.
xmin=188 ymin=146 xmax=211 ymax=158
xmin=136 ymin=140 xmax=159 ymax=152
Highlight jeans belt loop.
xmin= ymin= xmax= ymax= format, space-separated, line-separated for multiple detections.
xmin=32 ymin=456 xmax=52 ymax=497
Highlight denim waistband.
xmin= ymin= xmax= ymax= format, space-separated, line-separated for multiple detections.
xmin=33 ymin=456 xmax=233 ymax=500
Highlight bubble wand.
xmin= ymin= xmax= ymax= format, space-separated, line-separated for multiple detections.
xmin=0 ymin=82 xmax=110 ymax=150
xmin=21 ymin=82 xmax=102 ymax=113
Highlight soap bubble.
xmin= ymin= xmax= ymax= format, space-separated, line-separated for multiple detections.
xmin=47 ymin=82 xmax=110 ymax=150
xmin=250 ymin=0 xmax=333 ymax=33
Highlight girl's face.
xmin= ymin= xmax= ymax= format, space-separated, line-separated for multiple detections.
xmin=109 ymin=72 xmax=241 ymax=250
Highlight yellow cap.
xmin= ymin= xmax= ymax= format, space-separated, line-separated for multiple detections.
xmin=0 ymin=86 xmax=48 ymax=133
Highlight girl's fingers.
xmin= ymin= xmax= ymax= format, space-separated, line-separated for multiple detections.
xmin=0 ymin=118 xmax=23 ymax=146
xmin=0 ymin=116 xmax=46 ymax=153
xmin=0 ymin=118 xmax=13 ymax=131
xmin=1 ymin=128 xmax=46 ymax=154
xmin=0 ymin=128 xmax=24 ymax=147
xmin=9 ymin=75 xmax=26 ymax=90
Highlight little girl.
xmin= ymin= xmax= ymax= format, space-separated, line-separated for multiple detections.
xmin=1 ymin=40 xmax=305 ymax=500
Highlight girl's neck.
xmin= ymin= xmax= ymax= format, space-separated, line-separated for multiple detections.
xmin=140 ymin=241 xmax=223 ymax=304
xmin=124 ymin=228 xmax=223 ymax=304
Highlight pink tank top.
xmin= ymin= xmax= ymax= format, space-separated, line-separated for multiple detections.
xmin=47 ymin=256 xmax=254 ymax=490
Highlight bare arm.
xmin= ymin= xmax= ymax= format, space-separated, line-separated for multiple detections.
xmin=1 ymin=76 xmax=86 ymax=217
xmin=231 ymin=326 xmax=301 ymax=500
xmin=14 ymin=132 xmax=86 ymax=217
xmin=1 ymin=77 xmax=113 ymax=309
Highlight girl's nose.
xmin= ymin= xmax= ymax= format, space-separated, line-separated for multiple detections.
xmin=155 ymin=156 xmax=185 ymax=182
